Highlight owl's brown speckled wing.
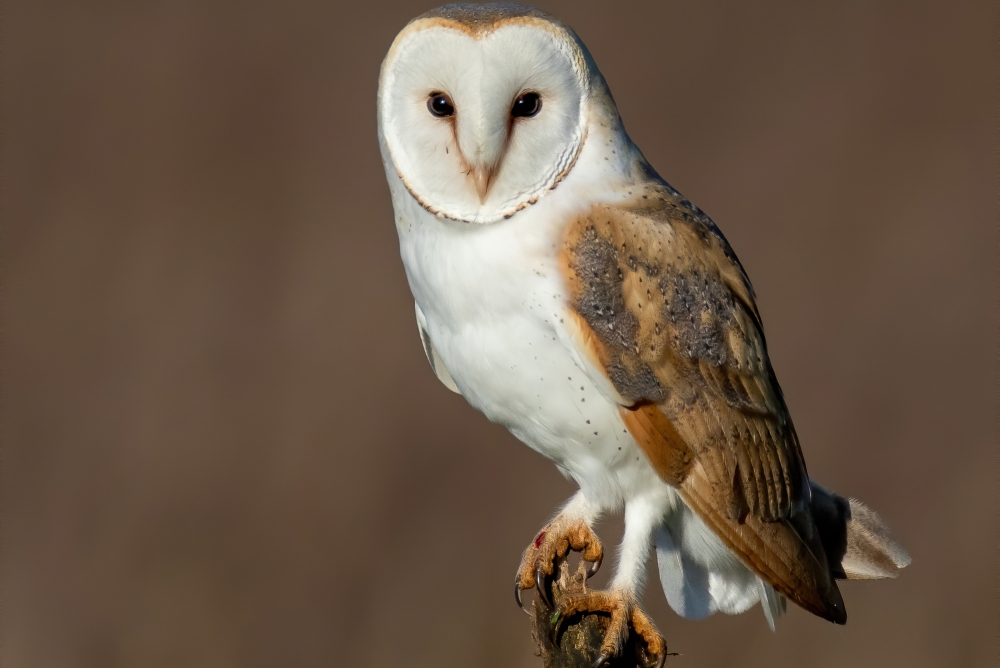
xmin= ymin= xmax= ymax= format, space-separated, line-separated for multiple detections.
xmin=559 ymin=177 xmax=846 ymax=623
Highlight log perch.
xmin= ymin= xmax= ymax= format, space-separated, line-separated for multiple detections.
xmin=529 ymin=561 xmax=661 ymax=668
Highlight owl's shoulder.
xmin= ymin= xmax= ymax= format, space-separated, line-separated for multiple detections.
xmin=555 ymin=173 xmax=766 ymax=408
xmin=558 ymin=177 xmax=755 ymax=312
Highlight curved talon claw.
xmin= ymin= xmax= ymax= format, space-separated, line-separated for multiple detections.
xmin=551 ymin=610 xmax=567 ymax=644
xmin=514 ymin=582 xmax=532 ymax=616
xmin=514 ymin=517 xmax=602 ymax=619
xmin=592 ymin=650 xmax=612 ymax=668
xmin=640 ymin=646 xmax=669 ymax=668
xmin=535 ymin=567 xmax=553 ymax=609
xmin=586 ymin=552 xmax=603 ymax=579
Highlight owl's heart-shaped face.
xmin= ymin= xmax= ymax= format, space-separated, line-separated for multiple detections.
xmin=378 ymin=18 xmax=591 ymax=224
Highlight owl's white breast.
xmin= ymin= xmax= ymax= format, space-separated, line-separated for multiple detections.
xmin=382 ymin=117 xmax=668 ymax=507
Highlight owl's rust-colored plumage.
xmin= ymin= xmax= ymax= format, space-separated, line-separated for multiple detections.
xmin=559 ymin=174 xmax=846 ymax=622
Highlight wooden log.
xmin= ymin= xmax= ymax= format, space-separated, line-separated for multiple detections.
xmin=529 ymin=560 xmax=656 ymax=668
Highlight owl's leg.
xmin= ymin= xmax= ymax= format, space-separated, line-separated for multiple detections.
xmin=552 ymin=494 xmax=667 ymax=668
xmin=515 ymin=490 xmax=603 ymax=610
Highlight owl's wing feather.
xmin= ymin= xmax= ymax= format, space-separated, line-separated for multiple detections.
xmin=559 ymin=179 xmax=845 ymax=622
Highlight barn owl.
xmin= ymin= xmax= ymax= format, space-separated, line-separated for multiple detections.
xmin=377 ymin=4 xmax=909 ymax=665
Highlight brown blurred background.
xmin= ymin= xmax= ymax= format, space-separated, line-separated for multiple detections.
xmin=4 ymin=1 xmax=995 ymax=666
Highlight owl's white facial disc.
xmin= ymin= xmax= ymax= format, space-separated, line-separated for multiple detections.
xmin=379 ymin=20 xmax=590 ymax=224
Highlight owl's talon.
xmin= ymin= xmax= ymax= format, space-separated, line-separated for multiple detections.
xmin=586 ymin=552 xmax=603 ymax=579
xmin=535 ymin=567 xmax=553 ymax=609
xmin=637 ymin=645 xmax=667 ymax=668
xmin=514 ymin=582 xmax=532 ymax=616
xmin=551 ymin=608 xmax=568 ymax=643
xmin=592 ymin=650 xmax=612 ymax=668
xmin=514 ymin=515 xmax=603 ymax=610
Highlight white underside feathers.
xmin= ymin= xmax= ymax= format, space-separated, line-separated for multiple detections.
xmin=654 ymin=503 xmax=785 ymax=630
xmin=414 ymin=301 xmax=460 ymax=394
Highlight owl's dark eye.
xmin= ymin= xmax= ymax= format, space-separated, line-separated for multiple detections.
xmin=511 ymin=92 xmax=541 ymax=118
xmin=427 ymin=92 xmax=454 ymax=118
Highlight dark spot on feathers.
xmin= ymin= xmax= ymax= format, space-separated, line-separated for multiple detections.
xmin=659 ymin=269 xmax=734 ymax=366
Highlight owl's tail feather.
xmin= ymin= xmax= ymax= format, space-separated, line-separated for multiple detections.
xmin=808 ymin=483 xmax=911 ymax=581
xmin=655 ymin=483 xmax=909 ymax=630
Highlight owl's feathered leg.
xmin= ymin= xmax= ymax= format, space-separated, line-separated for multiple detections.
xmin=553 ymin=495 xmax=667 ymax=668
xmin=515 ymin=491 xmax=603 ymax=610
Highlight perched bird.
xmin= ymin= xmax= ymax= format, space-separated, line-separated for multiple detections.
xmin=378 ymin=4 xmax=910 ymax=664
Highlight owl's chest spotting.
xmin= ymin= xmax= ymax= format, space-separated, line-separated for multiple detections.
xmin=396 ymin=206 xmax=643 ymax=481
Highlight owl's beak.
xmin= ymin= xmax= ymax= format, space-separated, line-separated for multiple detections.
xmin=454 ymin=93 xmax=508 ymax=204
xmin=472 ymin=165 xmax=494 ymax=203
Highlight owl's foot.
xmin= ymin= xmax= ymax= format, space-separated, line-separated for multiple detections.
xmin=514 ymin=516 xmax=603 ymax=610
xmin=553 ymin=590 xmax=667 ymax=668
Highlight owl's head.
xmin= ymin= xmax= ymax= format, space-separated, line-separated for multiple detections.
xmin=378 ymin=4 xmax=599 ymax=224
